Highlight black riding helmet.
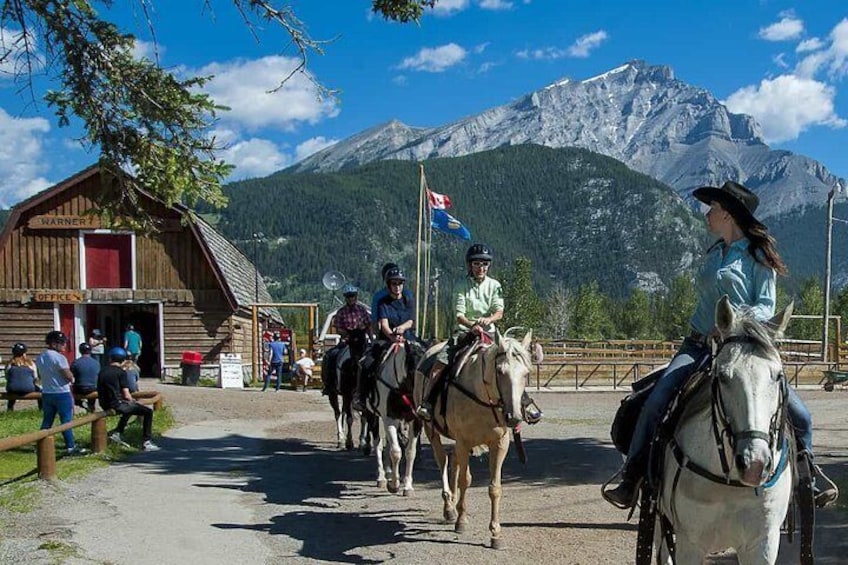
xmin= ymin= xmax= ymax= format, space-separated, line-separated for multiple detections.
xmin=466 ymin=243 xmax=493 ymax=263
xmin=11 ymin=342 xmax=26 ymax=356
xmin=45 ymin=330 xmax=68 ymax=345
xmin=79 ymin=342 xmax=92 ymax=354
xmin=381 ymin=262 xmax=398 ymax=280
xmin=384 ymin=267 xmax=406 ymax=283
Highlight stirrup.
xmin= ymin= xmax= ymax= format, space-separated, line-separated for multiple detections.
xmin=813 ymin=464 xmax=839 ymax=508
xmin=416 ymin=403 xmax=433 ymax=421
xmin=601 ymin=469 xmax=642 ymax=510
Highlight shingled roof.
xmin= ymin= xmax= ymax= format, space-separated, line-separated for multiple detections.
xmin=192 ymin=218 xmax=282 ymax=322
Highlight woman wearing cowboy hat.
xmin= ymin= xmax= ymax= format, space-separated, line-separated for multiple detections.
xmin=604 ymin=181 xmax=838 ymax=509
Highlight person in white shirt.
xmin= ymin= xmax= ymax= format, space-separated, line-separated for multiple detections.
xmin=294 ymin=348 xmax=315 ymax=392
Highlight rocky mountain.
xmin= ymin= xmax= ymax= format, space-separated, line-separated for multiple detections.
xmin=290 ymin=60 xmax=843 ymax=219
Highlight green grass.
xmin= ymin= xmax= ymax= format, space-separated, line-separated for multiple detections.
xmin=37 ymin=539 xmax=82 ymax=564
xmin=0 ymin=405 xmax=175 ymax=514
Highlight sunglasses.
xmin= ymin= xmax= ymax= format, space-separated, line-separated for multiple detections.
xmin=471 ymin=261 xmax=490 ymax=268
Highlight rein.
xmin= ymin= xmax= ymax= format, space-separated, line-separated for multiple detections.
xmin=682 ymin=334 xmax=789 ymax=489
xmin=449 ymin=347 xmax=506 ymax=425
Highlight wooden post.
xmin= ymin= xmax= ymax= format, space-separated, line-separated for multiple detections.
xmin=37 ymin=435 xmax=56 ymax=481
xmin=92 ymin=418 xmax=107 ymax=453
xmin=251 ymin=304 xmax=259 ymax=384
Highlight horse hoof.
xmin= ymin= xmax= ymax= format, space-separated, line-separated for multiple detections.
xmin=345 ymin=440 xmax=354 ymax=451
xmin=402 ymin=488 xmax=414 ymax=497
xmin=491 ymin=537 xmax=503 ymax=550
xmin=444 ymin=509 xmax=457 ymax=523
xmin=455 ymin=522 xmax=467 ymax=534
xmin=377 ymin=479 xmax=388 ymax=489
xmin=387 ymin=483 xmax=399 ymax=494
xmin=361 ymin=445 xmax=372 ymax=456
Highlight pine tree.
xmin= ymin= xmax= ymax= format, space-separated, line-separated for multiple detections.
xmin=502 ymin=257 xmax=545 ymax=333
xmin=570 ymin=281 xmax=612 ymax=340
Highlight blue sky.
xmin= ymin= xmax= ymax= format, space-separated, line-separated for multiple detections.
xmin=0 ymin=0 xmax=846 ymax=207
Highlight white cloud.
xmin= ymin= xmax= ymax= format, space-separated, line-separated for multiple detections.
xmin=795 ymin=18 xmax=848 ymax=79
xmin=131 ymin=39 xmax=163 ymax=61
xmin=478 ymin=61 xmax=498 ymax=73
xmin=473 ymin=42 xmax=490 ymax=54
xmin=191 ymin=56 xmax=339 ymax=132
xmin=295 ymin=136 xmax=338 ymax=162
xmin=0 ymin=27 xmax=41 ymax=77
xmin=773 ymin=53 xmax=789 ymax=69
xmin=479 ymin=0 xmax=513 ymax=10
xmin=397 ymin=43 xmax=467 ymax=72
xmin=796 ymin=37 xmax=824 ymax=53
xmin=517 ymin=30 xmax=608 ymax=60
xmin=0 ymin=107 xmax=51 ymax=206
xmin=567 ymin=30 xmax=608 ymax=58
xmin=430 ymin=0 xmax=469 ymax=17
xmin=392 ymin=74 xmax=408 ymax=86
xmin=219 ymin=137 xmax=291 ymax=180
xmin=758 ymin=13 xmax=804 ymax=41
xmin=724 ymin=74 xmax=846 ymax=143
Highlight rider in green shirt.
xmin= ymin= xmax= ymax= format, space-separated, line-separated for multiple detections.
xmin=416 ymin=243 xmax=542 ymax=424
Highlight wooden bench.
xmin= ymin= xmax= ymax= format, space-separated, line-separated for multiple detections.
xmin=1 ymin=390 xmax=161 ymax=410
xmin=0 ymin=391 xmax=164 ymax=480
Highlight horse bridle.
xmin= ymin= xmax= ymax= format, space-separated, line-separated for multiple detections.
xmin=708 ymin=335 xmax=789 ymax=485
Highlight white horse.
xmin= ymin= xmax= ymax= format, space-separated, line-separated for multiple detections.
xmin=367 ymin=341 xmax=420 ymax=495
xmin=416 ymin=329 xmax=533 ymax=549
xmin=655 ymin=296 xmax=794 ymax=564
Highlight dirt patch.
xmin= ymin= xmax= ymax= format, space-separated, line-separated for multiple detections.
xmin=2 ymin=381 xmax=847 ymax=564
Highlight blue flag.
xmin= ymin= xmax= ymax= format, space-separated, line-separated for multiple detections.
xmin=431 ymin=209 xmax=471 ymax=240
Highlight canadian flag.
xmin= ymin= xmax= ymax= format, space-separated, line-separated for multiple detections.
xmin=427 ymin=189 xmax=452 ymax=210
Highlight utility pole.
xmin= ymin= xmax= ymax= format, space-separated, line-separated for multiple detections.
xmin=823 ymin=188 xmax=834 ymax=362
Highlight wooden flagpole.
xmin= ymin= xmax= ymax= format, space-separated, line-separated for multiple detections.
xmin=415 ymin=165 xmax=426 ymax=328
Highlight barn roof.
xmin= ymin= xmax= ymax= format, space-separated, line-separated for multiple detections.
xmin=1 ymin=164 xmax=281 ymax=321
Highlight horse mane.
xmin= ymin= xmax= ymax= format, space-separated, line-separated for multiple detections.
xmin=730 ymin=312 xmax=782 ymax=364
xmin=496 ymin=335 xmax=532 ymax=374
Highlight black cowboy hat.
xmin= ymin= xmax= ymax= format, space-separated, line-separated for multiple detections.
xmin=693 ymin=181 xmax=764 ymax=228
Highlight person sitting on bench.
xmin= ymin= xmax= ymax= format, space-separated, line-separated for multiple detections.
xmin=5 ymin=342 xmax=40 ymax=411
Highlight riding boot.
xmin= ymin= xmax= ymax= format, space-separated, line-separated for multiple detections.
xmin=602 ymin=457 xmax=644 ymax=509
xmin=416 ymin=362 xmax=445 ymax=421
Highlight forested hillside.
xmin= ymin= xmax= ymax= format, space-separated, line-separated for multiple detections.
xmin=213 ymin=144 xmax=708 ymax=303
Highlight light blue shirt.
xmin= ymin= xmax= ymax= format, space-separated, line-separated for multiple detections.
xmin=690 ymin=238 xmax=776 ymax=335
xmin=35 ymin=349 xmax=71 ymax=394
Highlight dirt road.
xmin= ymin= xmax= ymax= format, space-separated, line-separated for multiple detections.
xmin=1 ymin=382 xmax=846 ymax=564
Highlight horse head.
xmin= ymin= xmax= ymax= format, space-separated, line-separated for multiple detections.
xmin=712 ymin=295 xmax=793 ymax=487
xmin=486 ymin=328 xmax=533 ymax=428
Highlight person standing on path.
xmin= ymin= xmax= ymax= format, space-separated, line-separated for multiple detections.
xmin=36 ymin=330 xmax=87 ymax=455
xmin=123 ymin=324 xmax=142 ymax=362
xmin=262 ymin=333 xmax=288 ymax=392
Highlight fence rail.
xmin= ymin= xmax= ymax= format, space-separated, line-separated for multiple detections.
xmin=0 ymin=391 xmax=164 ymax=481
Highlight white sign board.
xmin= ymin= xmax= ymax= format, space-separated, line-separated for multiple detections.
xmin=219 ymin=353 xmax=244 ymax=389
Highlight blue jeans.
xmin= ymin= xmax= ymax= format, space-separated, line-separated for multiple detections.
xmin=626 ymin=337 xmax=710 ymax=477
xmin=263 ymin=362 xmax=285 ymax=391
xmin=41 ymin=392 xmax=76 ymax=450
xmin=787 ymin=385 xmax=812 ymax=453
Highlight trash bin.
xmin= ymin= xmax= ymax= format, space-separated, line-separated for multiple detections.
xmin=181 ymin=351 xmax=202 ymax=386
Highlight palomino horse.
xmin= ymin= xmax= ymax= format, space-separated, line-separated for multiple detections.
xmin=366 ymin=341 xmax=421 ymax=495
xmin=416 ymin=328 xmax=533 ymax=549
xmin=321 ymin=341 xmax=374 ymax=453
xmin=654 ymin=297 xmax=794 ymax=564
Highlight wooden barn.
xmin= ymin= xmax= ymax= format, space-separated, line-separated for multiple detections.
xmin=0 ymin=165 xmax=281 ymax=377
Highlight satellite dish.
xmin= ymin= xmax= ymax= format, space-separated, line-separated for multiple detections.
xmin=322 ymin=270 xmax=346 ymax=291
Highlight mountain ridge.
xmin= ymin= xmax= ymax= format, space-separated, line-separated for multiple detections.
xmin=288 ymin=60 xmax=842 ymax=219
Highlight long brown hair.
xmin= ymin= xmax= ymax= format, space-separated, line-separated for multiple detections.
xmin=740 ymin=217 xmax=788 ymax=276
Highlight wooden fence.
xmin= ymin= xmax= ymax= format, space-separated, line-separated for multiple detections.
xmin=0 ymin=391 xmax=164 ymax=481
xmin=531 ymin=338 xmax=842 ymax=390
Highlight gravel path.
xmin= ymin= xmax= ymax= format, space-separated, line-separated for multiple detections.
xmin=1 ymin=381 xmax=847 ymax=564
